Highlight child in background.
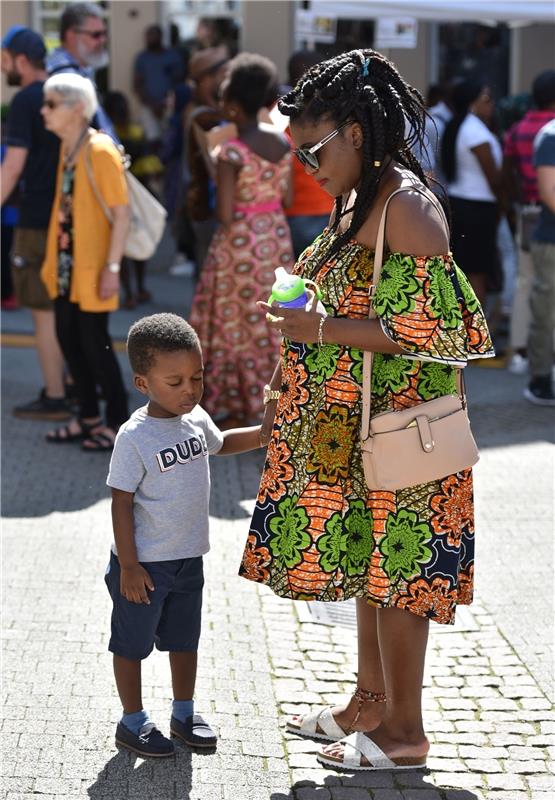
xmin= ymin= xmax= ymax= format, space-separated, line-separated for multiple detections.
xmin=104 ymin=91 xmax=164 ymax=309
xmin=106 ymin=313 xmax=263 ymax=757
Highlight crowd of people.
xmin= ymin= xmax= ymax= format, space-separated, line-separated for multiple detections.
xmin=2 ymin=4 xmax=554 ymax=429
xmin=421 ymin=70 xmax=555 ymax=406
xmin=1 ymin=0 xmax=554 ymax=773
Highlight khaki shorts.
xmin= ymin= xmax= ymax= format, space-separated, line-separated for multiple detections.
xmin=11 ymin=228 xmax=53 ymax=311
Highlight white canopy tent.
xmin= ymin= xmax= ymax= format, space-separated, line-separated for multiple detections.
xmin=305 ymin=1 xmax=555 ymax=25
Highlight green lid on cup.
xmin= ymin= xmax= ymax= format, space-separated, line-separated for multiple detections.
xmin=269 ymin=268 xmax=306 ymax=303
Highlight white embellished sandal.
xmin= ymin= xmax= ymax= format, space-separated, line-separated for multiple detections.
xmin=286 ymin=688 xmax=386 ymax=743
xmin=317 ymin=730 xmax=427 ymax=771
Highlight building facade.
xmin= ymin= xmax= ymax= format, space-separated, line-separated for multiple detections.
xmin=1 ymin=1 xmax=554 ymax=108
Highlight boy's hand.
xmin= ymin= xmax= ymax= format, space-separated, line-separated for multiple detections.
xmin=120 ymin=564 xmax=155 ymax=604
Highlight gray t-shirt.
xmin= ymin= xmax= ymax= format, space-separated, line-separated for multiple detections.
xmin=107 ymin=404 xmax=224 ymax=562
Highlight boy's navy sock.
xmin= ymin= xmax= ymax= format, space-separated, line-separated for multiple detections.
xmin=121 ymin=709 xmax=151 ymax=735
xmin=172 ymin=699 xmax=194 ymax=722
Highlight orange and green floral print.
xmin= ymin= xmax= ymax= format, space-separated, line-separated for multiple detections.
xmin=306 ymin=405 xmax=358 ymax=484
xmin=241 ymin=535 xmax=272 ymax=583
xmin=374 ymin=253 xmax=494 ymax=365
xmin=305 ymin=341 xmax=340 ymax=384
xmin=349 ymin=347 xmax=363 ymax=384
xmin=317 ymin=500 xmax=374 ymax=576
xmin=240 ymin=233 xmax=490 ymax=625
xmin=257 ymin=439 xmax=294 ymax=502
xmin=268 ymin=494 xmax=311 ymax=569
xmin=393 ymin=576 xmax=459 ymax=624
xmin=430 ymin=469 xmax=474 ymax=547
xmin=379 ymin=509 xmax=433 ymax=582
xmin=426 ymin=257 xmax=464 ymax=329
xmin=372 ymin=353 xmax=415 ymax=396
xmin=417 ymin=361 xmax=458 ymax=400
xmin=373 ymin=254 xmax=421 ymax=316
xmin=279 ymin=350 xmax=309 ymax=424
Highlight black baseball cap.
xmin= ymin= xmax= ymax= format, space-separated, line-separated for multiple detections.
xmin=1 ymin=26 xmax=47 ymax=61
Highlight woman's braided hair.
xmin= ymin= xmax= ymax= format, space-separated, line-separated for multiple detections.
xmin=278 ymin=48 xmax=430 ymax=260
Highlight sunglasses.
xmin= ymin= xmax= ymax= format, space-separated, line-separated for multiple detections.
xmin=293 ymin=121 xmax=353 ymax=171
xmin=75 ymin=28 xmax=108 ymax=40
xmin=43 ymin=99 xmax=67 ymax=110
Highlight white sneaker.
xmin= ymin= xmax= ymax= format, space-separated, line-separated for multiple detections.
xmin=507 ymin=353 xmax=528 ymax=375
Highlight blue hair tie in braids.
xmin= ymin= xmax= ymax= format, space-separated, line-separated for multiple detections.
xmin=361 ymin=57 xmax=370 ymax=77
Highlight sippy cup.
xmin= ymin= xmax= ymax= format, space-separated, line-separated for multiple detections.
xmin=268 ymin=268 xmax=326 ymax=314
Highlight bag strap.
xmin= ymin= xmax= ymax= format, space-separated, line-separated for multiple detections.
xmin=360 ymin=185 xmax=458 ymax=442
xmin=84 ymin=142 xmax=113 ymax=225
xmin=83 ymin=131 xmax=129 ymax=226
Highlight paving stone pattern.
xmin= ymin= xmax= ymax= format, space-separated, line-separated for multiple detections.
xmin=2 ymin=277 xmax=554 ymax=799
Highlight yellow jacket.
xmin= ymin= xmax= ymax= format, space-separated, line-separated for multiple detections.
xmin=41 ymin=132 xmax=128 ymax=312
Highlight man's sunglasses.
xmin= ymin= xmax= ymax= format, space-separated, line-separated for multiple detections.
xmin=75 ymin=28 xmax=108 ymax=39
xmin=293 ymin=120 xmax=353 ymax=171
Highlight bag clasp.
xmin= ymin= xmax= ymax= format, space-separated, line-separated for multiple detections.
xmin=416 ymin=415 xmax=434 ymax=453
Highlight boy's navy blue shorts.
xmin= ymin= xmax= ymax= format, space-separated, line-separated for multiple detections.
xmin=105 ymin=552 xmax=204 ymax=660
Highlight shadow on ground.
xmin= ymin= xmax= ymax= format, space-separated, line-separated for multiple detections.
xmin=87 ymin=746 xmax=194 ymax=800
xmin=271 ymin=775 xmax=481 ymax=799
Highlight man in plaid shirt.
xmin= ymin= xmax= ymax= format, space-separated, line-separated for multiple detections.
xmin=503 ymin=70 xmax=555 ymax=372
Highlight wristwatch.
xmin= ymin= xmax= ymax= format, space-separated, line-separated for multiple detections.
xmin=107 ymin=262 xmax=121 ymax=274
xmin=263 ymin=385 xmax=280 ymax=405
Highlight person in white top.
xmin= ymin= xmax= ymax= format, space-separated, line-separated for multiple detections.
xmin=441 ymin=78 xmax=502 ymax=306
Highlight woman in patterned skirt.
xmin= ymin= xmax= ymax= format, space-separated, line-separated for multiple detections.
xmin=189 ymin=53 xmax=293 ymax=427
xmin=238 ymin=49 xmax=494 ymax=771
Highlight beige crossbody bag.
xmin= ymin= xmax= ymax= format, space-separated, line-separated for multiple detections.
xmin=84 ymin=133 xmax=167 ymax=261
xmin=360 ymin=186 xmax=479 ymax=491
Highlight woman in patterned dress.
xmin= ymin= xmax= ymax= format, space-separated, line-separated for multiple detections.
xmin=239 ymin=50 xmax=494 ymax=771
xmin=189 ymin=53 xmax=293 ymax=427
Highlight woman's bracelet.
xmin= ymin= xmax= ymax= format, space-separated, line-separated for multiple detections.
xmin=317 ymin=315 xmax=327 ymax=348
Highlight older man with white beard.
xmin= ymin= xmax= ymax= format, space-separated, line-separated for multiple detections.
xmin=46 ymin=1 xmax=116 ymax=140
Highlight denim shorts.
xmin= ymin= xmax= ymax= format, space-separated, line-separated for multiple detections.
xmin=105 ymin=552 xmax=204 ymax=660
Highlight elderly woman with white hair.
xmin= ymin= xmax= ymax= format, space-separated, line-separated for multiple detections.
xmin=41 ymin=72 xmax=130 ymax=451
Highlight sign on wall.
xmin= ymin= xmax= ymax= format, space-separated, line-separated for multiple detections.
xmin=296 ymin=10 xmax=338 ymax=44
xmin=375 ymin=16 xmax=418 ymax=48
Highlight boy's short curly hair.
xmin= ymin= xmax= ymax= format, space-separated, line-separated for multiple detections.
xmin=127 ymin=313 xmax=200 ymax=375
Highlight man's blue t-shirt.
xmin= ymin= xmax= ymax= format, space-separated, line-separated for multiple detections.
xmin=134 ymin=48 xmax=183 ymax=104
xmin=533 ymin=119 xmax=555 ymax=244
xmin=6 ymin=81 xmax=59 ymax=229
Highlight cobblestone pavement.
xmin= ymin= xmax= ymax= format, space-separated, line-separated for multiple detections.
xmin=2 ymin=272 xmax=554 ymax=800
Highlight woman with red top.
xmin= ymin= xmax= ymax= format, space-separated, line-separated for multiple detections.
xmin=284 ymin=51 xmax=334 ymax=257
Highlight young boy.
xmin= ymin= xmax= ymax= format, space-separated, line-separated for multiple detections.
xmin=105 ymin=313 xmax=264 ymax=758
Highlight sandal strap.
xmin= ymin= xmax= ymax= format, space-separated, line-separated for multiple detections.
xmin=299 ymin=707 xmax=346 ymax=740
xmin=82 ymin=430 xmax=115 ymax=450
xmin=342 ymin=731 xmax=396 ymax=770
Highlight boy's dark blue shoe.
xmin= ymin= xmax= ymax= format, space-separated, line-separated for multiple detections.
xmin=170 ymin=714 xmax=217 ymax=748
xmin=115 ymin=721 xmax=175 ymax=758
